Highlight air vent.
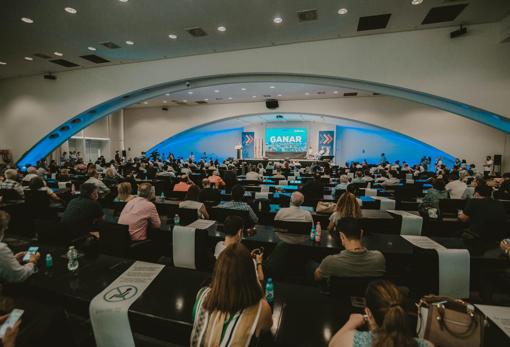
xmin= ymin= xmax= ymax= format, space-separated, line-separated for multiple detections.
xmin=358 ymin=14 xmax=391 ymax=31
xmin=71 ymin=118 xmax=81 ymax=124
xmin=263 ymin=94 xmax=271 ymax=98
xmin=59 ymin=125 xmax=70 ymax=132
xmin=343 ymin=92 xmax=358 ymax=97
xmin=422 ymin=4 xmax=468 ymax=24
xmin=50 ymin=59 xmax=80 ymax=68
xmin=373 ymin=92 xmax=380 ymax=96
xmin=34 ymin=53 xmax=52 ymax=59
xmin=195 ymin=101 xmax=208 ymax=104
xmin=317 ymin=91 xmax=326 ymax=95
xmin=80 ymin=54 xmax=110 ymax=64
xmin=297 ymin=9 xmax=318 ymax=22
xmin=186 ymin=27 xmax=207 ymax=37
xmin=101 ymin=41 xmax=121 ymax=49
xmin=122 ymin=95 xmax=130 ymax=99
xmin=215 ymin=98 xmax=223 ymax=101
xmin=49 ymin=133 xmax=59 ymax=139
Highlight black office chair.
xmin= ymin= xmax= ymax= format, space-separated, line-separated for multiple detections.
xmin=112 ymin=201 xmax=127 ymax=216
xmin=167 ymin=191 xmax=187 ymax=200
xmin=24 ymin=190 xmax=56 ymax=220
xmin=98 ymin=222 xmax=153 ymax=260
xmin=176 ymin=207 xmax=199 ymax=226
xmin=439 ymin=199 xmax=466 ymax=218
xmin=273 ymin=220 xmax=312 ymax=235
xmin=328 ymin=276 xmax=385 ymax=299
xmin=210 ymin=207 xmax=252 ymax=227
xmin=243 ymin=180 xmax=261 ymax=186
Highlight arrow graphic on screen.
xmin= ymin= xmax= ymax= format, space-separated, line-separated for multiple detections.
xmin=322 ymin=134 xmax=333 ymax=145
xmin=244 ymin=134 xmax=254 ymax=144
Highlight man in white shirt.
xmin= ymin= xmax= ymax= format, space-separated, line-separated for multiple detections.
xmin=274 ymin=192 xmax=313 ymax=223
xmin=245 ymin=167 xmax=262 ymax=181
xmin=84 ymin=168 xmax=111 ymax=197
xmin=445 ymin=172 xmax=468 ymax=199
xmin=22 ymin=166 xmax=38 ymax=183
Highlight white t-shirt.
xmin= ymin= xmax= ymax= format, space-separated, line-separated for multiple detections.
xmin=445 ymin=180 xmax=467 ymax=199
xmin=179 ymin=200 xmax=206 ymax=218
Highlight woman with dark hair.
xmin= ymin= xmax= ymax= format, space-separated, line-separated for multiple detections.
xmin=27 ymin=176 xmax=63 ymax=203
xmin=191 ymin=243 xmax=273 ymax=346
xmin=421 ymin=178 xmax=449 ymax=210
xmin=179 ymin=185 xmax=209 ymax=219
xmin=329 ymin=280 xmax=432 ymax=347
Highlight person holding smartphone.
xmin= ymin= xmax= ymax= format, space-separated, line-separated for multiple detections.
xmin=0 ymin=313 xmax=21 ymax=347
xmin=0 ymin=211 xmax=40 ymax=283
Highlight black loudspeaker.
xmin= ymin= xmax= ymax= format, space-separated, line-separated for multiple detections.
xmin=494 ymin=154 xmax=502 ymax=166
xmin=266 ymin=99 xmax=279 ymax=109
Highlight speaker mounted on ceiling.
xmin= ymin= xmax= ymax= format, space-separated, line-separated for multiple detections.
xmin=266 ymin=99 xmax=279 ymax=109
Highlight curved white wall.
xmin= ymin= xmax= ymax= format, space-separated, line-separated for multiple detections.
xmin=0 ymin=23 xmax=509 ymax=162
xmin=123 ymin=96 xmax=506 ymax=169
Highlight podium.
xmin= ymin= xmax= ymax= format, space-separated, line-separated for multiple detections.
xmin=235 ymin=145 xmax=242 ymax=160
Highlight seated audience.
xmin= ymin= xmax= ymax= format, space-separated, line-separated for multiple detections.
xmin=21 ymin=167 xmax=38 ymax=184
xmin=332 ymin=175 xmax=349 ymax=197
xmin=173 ymin=175 xmax=192 ymax=192
xmin=102 ymin=167 xmax=119 ymax=187
xmin=274 ymin=191 xmax=313 ymax=223
xmin=190 ymin=243 xmax=272 ymax=346
xmin=350 ymin=171 xmax=364 ymax=184
xmin=221 ymin=185 xmax=259 ymax=224
xmin=0 ymin=169 xmax=24 ymax=198
xmin=445 ymin=172 xmax=467 ymax=199
xmin=421 ymin=179 xmax=448 ymax=210
xmin=458 ymin=184 xmax=507 ymax=252
xmin=115 ymin=182 xmax=135 ymax=202
xmin=272 ymin=169 xmax=286 ymax=180
xmin=328 ymin=192 xmax=362 ymax=233
xmin=329 ymin=280 xmax=432 ymax=347
xmin=245 ymin=166 xmax=262 ymax=181
xmin=84 ymin=168 xmax=111 ymax=197
xmin=199 ymin=178 xmax=221 ymax=204
xmin=300 ymin=173 xmax=324 ymax=204
xmin=380 ymin=170 xmax=400 ymax=187
xmin=55 ymin=168 xmax=71 ymax=182
xmin=498 ymin=172 xmax=510 ymax=195
xmin=179 ymin=185 xmax=209 ymax=219
xmin=118 ymin=183 xmax=161 ymax=241
xmin=207 ymin=171 xmax=225 ymax=188
xmin=315 ymin=218 xmax=385 ymax=280
xmin=25 ymin=176 xmax=63 ymax=204
xmin=0 ymin=211 xmax=40 ymax=282
xmin=62 ymin=183 xmax=104 ymax=238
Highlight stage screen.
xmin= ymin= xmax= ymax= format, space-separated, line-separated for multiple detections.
xmin=265 ymin=128 xmax=307 ymax=152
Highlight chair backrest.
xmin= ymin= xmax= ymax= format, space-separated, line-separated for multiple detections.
xmin=273 ymin=220 xmax=312 ymax=235
xmin=210 ymin=207 xmax=251 ymax=227
xmin=172 ymin=225 xmax=209 ymax=270
xmin=329 ymin=276 xmax=384 ymax=298
xmin=24 ymin=190 xmax=51 ymax=216
xmin=98 ymin=222 xmax=131 ymax=257
xmin=176 ymin=207 xmax=199 ymax=226
xmin=438 ymin=199 xmax=466 ymax=215
xmin=112 ymin=201 xmax=127 ymax=216
xmin=0 ymin=189 xmax=23 ymax=202
xmin=167 ymin=190 xmax=187 ymax=200
xmin=243 ymin=180 xmax=261 ymax=186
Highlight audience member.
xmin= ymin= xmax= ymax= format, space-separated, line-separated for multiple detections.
xmin=118 ymin=183 xmax=161 ymax=241
xmin=179 ymin=185 xmax=209 ymax=219
xmin=445 ymin=172 xmax=467 ymax=199
xmin=0 ymin=169 xmax=24 ymax=198
xmin=21 ymin=167 xmax=38 ymax=184
xmin=26 ymin=176 xmax=63 ymax=204
xmin=62 ymin=183 xmax=104 ymax=238
xmin=207 ymin=171 xmax=225 ymax=188
xmin=245 ymin=167 xmax=262 ymax=181
xmin=115 ymin=182 xmax=135 ymax=202
xmin=221 ymin=185 xmax=258 ymax=224
xmin=328 ymin=193 xmax=362 ymax=233
xmin=421 ymin=179 xmax=448 ymax=210
xmin=173 ymin=175 xmax=192 ymax=192
xmin=274 ymin=191 xmax=313 ymax=223
xmin=199 ymin=178 xmax=221 ymax=204
xmin=84 ymin=168 xmax=111 ymax=197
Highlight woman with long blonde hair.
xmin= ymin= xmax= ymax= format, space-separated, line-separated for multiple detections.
xmin=327 ymin=192 xmax=362 ymax=233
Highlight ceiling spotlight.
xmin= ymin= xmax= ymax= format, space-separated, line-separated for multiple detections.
xmin=125 ymin=40 xmax=134 ymax=45
xmin=21 ymin=17 xmax=34 ymax=24
xmin=269 ymin=86 xmax=275 ymax=89
xmin=64 ymin=7 xmax=77 ymax=14
xmin=252 ymin=95 xmax=257 ymax=98
xmin=163 ymin=100 xmax=167 ymax=103
xmin=204 ymin=98 xmax=209 ymax=101
xmin=337 ymin=8 xmax=348 ymax=15
xmin=143 ymin=101 xmax=148 ymax=105
xmin=228 ymin=97 xmax=233 ymax=100
xmin=168 ymin=34 xmax=178 ymax=39
xmin=187 ymin=91 xmax=193 ymax=95
xmin=119 ymin=0 xmax=129 ymax=2
xmin=214 ymin=89 xmax=220 ymax=93
xmin=273 ymin=16 xmax=283 ymax=24
xmin=305 ymin=92 xmax=310 ymax=96
xmin=87 ymin=46 xmax=97 ymax=51
xmin=241 ymin=88 xmax=247 ymax=91
xmin=277 ymin=94 xmax=282 ymax=97
xmin=165 ymin=93 xmax=170 ymax=96
xmin=333 ymin=90 xmax=339 ymax=94
xmin=411 ymin=0 xmax=423 ymax=5
xmin=217 ymin=26 xmax=226 ymax=32
xmin=24 ymin=56 xmax=34 ymax=61
xmin=183 ymin=99 xmax=188 ymax=102
xmin=54 ymin=51 xmax=63 ymax=57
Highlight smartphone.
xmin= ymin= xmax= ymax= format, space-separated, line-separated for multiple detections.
xmin=0 ymin=309 xmax=23 ymax=338
xmin=22 ymin=246 xmax=39 ymax=263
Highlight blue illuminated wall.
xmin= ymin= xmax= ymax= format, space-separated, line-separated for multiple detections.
xmin=146 ymin=127 xmax=242 ymax=161
xmin=335 ymin=126 xmax=455 ymax=167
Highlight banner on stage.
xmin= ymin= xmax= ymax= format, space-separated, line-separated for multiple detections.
xmin=318 ymin=131 xmax=335 ymax=156
xmin=242 ymin=132 xmax=255 ymax=158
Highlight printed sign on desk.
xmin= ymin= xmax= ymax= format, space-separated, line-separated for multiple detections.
xmin=318 ymin=130 xmax=335 ymax=156
xmin=242 ymin=131 xmax=255 ymax=158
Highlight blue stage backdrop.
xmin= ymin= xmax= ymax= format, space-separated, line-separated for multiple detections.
xmin=318 ymin=130 xmax=335 ymax=156
xmin=242 ymin=132 xmax=255 ymax=158
xmin=265 ymin=128 xmax=307 ymax=152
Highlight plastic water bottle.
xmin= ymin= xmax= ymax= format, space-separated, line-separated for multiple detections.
xmin=315 ymin=222 xmax=322 ymax=243
xmin=265 ymin=278 xmax=274 ymax=304
xmin=160 ymin=192 xmax=165 ymax=202
xmin=310 ymin=225 xmax=316 ymax=241
xmin=45 ymin=253 xmax=53 ymax=269
xmin=174 ymin=213 xmax=180 ymax=225
xmin=67 ymin=246 xmax=79 ymax=272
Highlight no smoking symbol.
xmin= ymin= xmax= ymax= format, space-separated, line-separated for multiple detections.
xmin=103 ymin=285 xmax=138 ymax=302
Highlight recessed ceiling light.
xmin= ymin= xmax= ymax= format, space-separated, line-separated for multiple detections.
xmin=21 ymin=17 xmax=34 ymax=24
xmin=163 ymin=100 xmax=167 ymax=103
xmin=125 ymin=40 xmax=134 ymax=45
xmin=333 ymin=90 xmax=339 ymax=94
xmin=0 ymin=61 xmax=6 ymax=65
xmin=252 ymin=95 xmax=257 ymax=98
xmin=64 ymin=7 xmax=77 ymax=14
xmin=411 ymin=0 xmax=423 ymax=5
xmin=305 ymin=92 xmax=310 ymax=96
xmin=228 ymin=97 xmax=233 ymax=100
xmin=24 ymin=56 xmax=34 ymax=61
xmin=217 ymin=26 xmax=226 ymax=32
xmin=337 ymin=8 xmax=348 ymax=15
xmin=87 ymin=46 xmax=97 ymax=51
xmin=143 ymin=101 xmax=148 ymax=105
xmin=269 ymin=86 xmax=275 ymax=89
xmin=168 ymin=34 xmax=178 ymax=40
xmin=241 ymin=88 xmax=247 ymax=91
xmin=165 ymin=93 xmax=170 ymax=96
xmin=183 ymin=99 xmax=188 ymax=102
xmin=119 ymin=0 xmax=128 ymax=2
xmin=273 ymin=16 xmax=283 ymax=24
xmin=204 ymin=98 xmax=209 ymax=101
xmin=187 ymin=91 xmax=193 ymax=95
xmin=214 ymin=89 xmax=220 ymax=93
xmin=54 ymin=51 xmax=63 ymax=57
xmin=277 ymin=94 xmax=282 ymax=97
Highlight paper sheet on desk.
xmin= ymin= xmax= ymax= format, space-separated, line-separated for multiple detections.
xmin=364 ymin=188 xmax=378 ymax=197
xmin=476 ymin=305 xmax=510 ymax=338
xmin=401 ymin=235 xmax=470 ymax=298
xmin=387 ymin=210 xmax=423 ymax=235
xmin=90 ymin=261 xmax=164 ymax=347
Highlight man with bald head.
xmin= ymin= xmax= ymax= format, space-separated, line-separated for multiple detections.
xmin=274 ymin=191 xmax=313 ymax=223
